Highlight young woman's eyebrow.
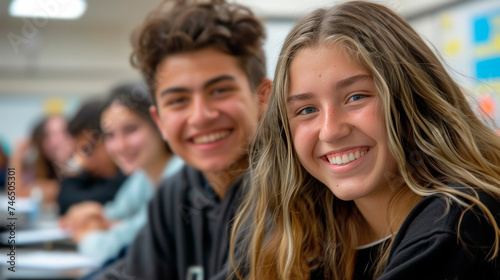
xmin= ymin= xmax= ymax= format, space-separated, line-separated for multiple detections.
xmin=335 ymin=74 xmax=372 ymax=90
xmin=287 ymin=92 xmax=315 ymax=104
xmin=287 ymin=74 xmax=372 ymax=104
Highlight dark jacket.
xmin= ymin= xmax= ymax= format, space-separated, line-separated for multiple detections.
xmin=93 ymin=165 xmax=244 ymax=280
xmin=312 ymin=185 xmax=500 ymax=280
xmin=58 ymin=171 xmax=126 ymax=215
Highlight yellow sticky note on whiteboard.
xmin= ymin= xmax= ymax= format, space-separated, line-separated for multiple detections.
xmin=444 ymin=39 xmax=462 ymax=56
xmin=44 ymin=98 xmax=65 ymax=115
xmin=441 ymin=13 xmax=453 ymax=30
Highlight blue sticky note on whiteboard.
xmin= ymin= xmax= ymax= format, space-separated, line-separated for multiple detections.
xmin=474 ymin=17 xmax=490 ymax=43
xmin=476 ymin=57 xmax=500 ymax=79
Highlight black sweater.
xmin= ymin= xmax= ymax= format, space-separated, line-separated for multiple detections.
xmin=58 ymin=171 xmax=126 ymax=215
xmin=313 ymin=185 xmax=500 ymax=279
xmin=94 ymin=165 xmax=244 ymax=280
xmin=377 ymin=186 xmax=500 ymax=279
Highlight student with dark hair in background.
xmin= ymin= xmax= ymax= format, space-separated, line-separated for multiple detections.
xmin=0 ymin=142 xmax=8 ymax=190
xmin=9 ymin=115 xmax=75 ymax=205
xmin=62 ymin=82 xmax=183 ymax=264
xmin=57 ymin=99 xmax=126 ymax=215
xmin=95 ymin=0 xmax=270 ymax=279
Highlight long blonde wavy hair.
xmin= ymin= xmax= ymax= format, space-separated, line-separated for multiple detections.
xmin=230 ymin=1 xmax=500 ymax=279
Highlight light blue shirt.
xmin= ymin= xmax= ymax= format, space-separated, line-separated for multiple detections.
xmin=78 ymin=156 xmax=183 ymax=263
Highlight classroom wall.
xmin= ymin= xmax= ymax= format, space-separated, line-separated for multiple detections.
xmin=411 ymin=0 xmax=500 ymax=129
xmin=0 ymin=19 xmax=296 ymax=152
xmin=0 ymin=0 xmax=498 ymax=153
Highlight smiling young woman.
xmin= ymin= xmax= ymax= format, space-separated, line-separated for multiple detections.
xmin=229 ymin=1 xmax=500 ymax=279
xmin=62 ymin=83 xmax=183 ymax=264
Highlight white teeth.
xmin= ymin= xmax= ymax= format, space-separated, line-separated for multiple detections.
xmin=193 ymin=130 xmax=230 ymax=144
xmin=327 ymin=149 xmax=368 ymax=165
xmin=342 ymin=154 xmax=349 ymax=164
xmin=336 ymin=156 xmax=342 ymax=163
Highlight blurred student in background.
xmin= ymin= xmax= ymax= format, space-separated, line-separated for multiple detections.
xmin=61 ymin=82 xmax=183 ymax=264
xmin=9 ymin=115 xmax=75 ymax=205
xmin=57 ymin=99 xmax=126 ymax=215
xmin=0 ymin=141 xmax=8 ymax=190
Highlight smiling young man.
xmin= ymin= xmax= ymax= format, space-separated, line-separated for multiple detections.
xmin=94 ymin=1 xmax=270 ymax=279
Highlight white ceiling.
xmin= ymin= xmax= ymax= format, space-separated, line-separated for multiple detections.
xmin=0 ymin=0 xmax=468 ymax=25
xmin=235 ymin=0 xmax=466 ymax=19
xmin=0 ymin=0 xmax=473 ymax=97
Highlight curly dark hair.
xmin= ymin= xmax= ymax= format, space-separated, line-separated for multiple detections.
xmin=130 ymin=0 xmax=267 ymax=104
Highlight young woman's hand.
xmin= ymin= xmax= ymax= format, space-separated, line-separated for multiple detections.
xmin=60 ymin=201 xmax=105 ymax=230
xmin=72 ymin=215 xmax=111 ymax=243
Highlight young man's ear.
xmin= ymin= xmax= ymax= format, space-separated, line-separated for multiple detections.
xmin=256 ymin=78 xmax=272 ymax=117
xmin=150 ymin=105 xmax=169 ymax=142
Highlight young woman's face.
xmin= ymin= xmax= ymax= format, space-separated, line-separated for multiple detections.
xmin=151 ymin=48 xmax=260 ymax=174
xmin=43 ymin=116 xmax=74 ymax=164
xmin=287 ymin=45 xmax=397 ymax=202
xmin=101 ymin=102 xmax=164 ymax=175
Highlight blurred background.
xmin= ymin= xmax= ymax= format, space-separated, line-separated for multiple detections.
xmin=0 ymin=0 xmax=499 ymax=278
xmin=0 ymin=0 xmax=499 ymax=155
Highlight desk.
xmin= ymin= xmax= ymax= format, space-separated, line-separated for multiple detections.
xmin=1 ymin=267 xmax=93 ymax=280
xmin=0 ymin=245 xmax=98 ymax=280
xmin=0 ymin=202 xmax=99 ymax=280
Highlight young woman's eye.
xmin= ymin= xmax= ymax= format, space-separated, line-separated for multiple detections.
xmin=347 ymin=94 xmax=366 ymax=103
xmin=123 ymin=125 xmax=138 ymax=135
xmin=298 ymin=107 xmax=318 ymax=115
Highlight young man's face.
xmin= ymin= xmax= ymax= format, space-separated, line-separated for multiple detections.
xmin=151 ymin=48 xmax=261 ymax=174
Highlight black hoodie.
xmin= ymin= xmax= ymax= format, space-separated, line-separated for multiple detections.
xmin=94 ymin=165 xmax=244 ymax=280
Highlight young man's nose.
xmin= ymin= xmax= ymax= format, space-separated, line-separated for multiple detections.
xmin=188 ymin=96 xmax=219 ymax=126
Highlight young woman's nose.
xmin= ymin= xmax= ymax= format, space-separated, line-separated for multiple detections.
xmin=109 ymin=134 xmax=127 ymax=154
xmin=318 ymin=106 xmax=352 ymax=143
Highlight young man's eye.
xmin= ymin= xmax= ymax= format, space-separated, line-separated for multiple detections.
xmin=212 ymin=87 xmax=233 ymax=95
xmin=167 ymin=97 xmax=187 ymax=106
xmin=298 ymin=107 xmax=318 ymax=115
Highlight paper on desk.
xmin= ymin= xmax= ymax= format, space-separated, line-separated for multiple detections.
xmin=1 ymin=251 xmax=100 ymax=269
xmin=0 ymin=196 xmax=38 ymax=213
xmin=0 ymin=227 xmax=71 ymax=245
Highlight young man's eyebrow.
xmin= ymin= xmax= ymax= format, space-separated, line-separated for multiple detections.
xmin=335 ymin=74 xmax=372 ymax=90
xmin=159 ymin=75 xmax=236 ymax=98
xmin=202 ymin=75 xmax=235 ymax=89
xmin=160 ymin=86 xmax=190 ymax=97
